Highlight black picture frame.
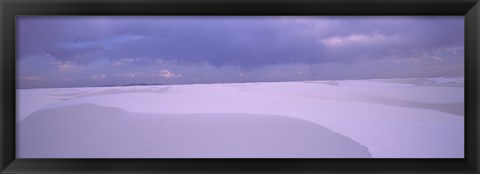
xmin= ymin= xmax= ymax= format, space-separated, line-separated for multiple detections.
xmin=1 ymin=0 xmax=479 ymax=173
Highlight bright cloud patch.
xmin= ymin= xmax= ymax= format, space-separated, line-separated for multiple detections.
xmin=158 ymin=69 xmax=180 ymax=78
xmin=51 ymin=61 xmax=79 ymax=72
xmin=20 ymin=76 xmax=41 ymax=81
xmin=321 ymin=32 xmax=396 ymax=47
xmin=92 ymin=74 xmax=107 ymax=80
xmin=117 ymin=70 xmax=181 ymax=79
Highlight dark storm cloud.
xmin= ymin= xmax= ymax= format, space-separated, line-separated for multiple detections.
xmin=18 ymin=16 xmax=463 ymax=68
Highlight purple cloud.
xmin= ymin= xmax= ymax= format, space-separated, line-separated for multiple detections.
xmin=17 ymin=16 xmax=464 ymax=88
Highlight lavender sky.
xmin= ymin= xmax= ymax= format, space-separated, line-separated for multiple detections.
xmin=17 ymin=16 xmax=464 ymax=88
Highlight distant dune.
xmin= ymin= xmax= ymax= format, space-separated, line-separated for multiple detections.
xmin=17 ymin=77 xmax=464 ymax=158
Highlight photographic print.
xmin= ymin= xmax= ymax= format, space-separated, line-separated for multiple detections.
xmin=16 ymin=16 xmax=464 ymax=158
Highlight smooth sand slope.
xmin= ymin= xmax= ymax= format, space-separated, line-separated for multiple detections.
xmin=17 ymin=77 xmax=464 ymax=158
xmin=18 ymin=104 xmax=371 ymax=158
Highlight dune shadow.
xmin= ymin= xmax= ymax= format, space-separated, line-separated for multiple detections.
xmin=303 ymin=81 xmax=339 ymax=86
xmin=371 ymin=78 xmax=464 ymax=87
xmin=351 ymin=94 xmax=464 ymax=116
xmin=18 ymin=103 xmax=372 ymax=158
xmin=49 ymin=86 xmax=171 ymax=99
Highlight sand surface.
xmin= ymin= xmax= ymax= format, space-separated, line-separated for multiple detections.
xmin=17 ymin=77 xmax=464 ymax=158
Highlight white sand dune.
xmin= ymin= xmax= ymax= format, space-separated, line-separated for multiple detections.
xmin=18 ymin=103 xmax=372 ymax=158
xmin=16 ymin=77 xmax=464 ymax=158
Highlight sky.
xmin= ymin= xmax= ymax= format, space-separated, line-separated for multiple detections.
xmin=17 ymin=16 xmax=464 ymax=88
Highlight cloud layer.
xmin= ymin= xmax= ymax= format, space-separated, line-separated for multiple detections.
xmin=17 ymin=16 xmax=464 ymax=88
